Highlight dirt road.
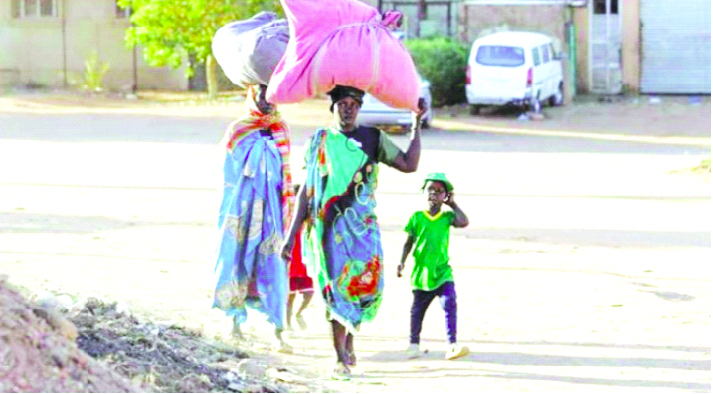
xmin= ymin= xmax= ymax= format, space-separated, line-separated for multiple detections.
xmin=0 ymin=94 xmax=710 ymax=393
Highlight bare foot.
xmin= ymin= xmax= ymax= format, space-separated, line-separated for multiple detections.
xmin=345 ymin=349 xmax=356 ymax=367
xmin=295 ymin=313 xmax=307 ymax=331
xmin=231 ymin=321 xmax=244 ymax=340
xmin=274 ymin=340 xmax=293 ymax=354
xmin=345 ymin=334 xmax=355 ymax=366
xmin=273 ymin=329 xmax=293 ymax=353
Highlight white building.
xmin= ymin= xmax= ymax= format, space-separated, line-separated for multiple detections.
xmin=0 ymin=0 xmax=186 ymax=90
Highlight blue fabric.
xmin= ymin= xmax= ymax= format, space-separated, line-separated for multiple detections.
xmin=212 ymin=131 xmax=287 ymax=330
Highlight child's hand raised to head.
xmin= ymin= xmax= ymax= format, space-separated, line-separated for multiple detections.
xmin=444 ymin=192 xmax=456 ymax=207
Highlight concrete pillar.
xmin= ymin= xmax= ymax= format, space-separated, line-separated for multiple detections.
xmin=573 ymin=6 xmax=589 ymax=93
xmin=620 ymin=0 xmax=640 ymax=93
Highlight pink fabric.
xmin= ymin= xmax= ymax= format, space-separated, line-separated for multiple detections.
xmin=266 ymin=0 xmax=420 ymax=111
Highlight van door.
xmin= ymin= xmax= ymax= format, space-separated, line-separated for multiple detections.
xmin=549 ymin=42 xmax=564 ymax=96
xmin=539 ymin=43 xmax=554 ymax=98
xmin=530 ymin=46 xmax=546 ymax=101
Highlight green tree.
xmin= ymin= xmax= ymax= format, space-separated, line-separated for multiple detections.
xmin=118 ymin=0 xmax=281 ymax=98
xmin=405 ymin=37 xmax=468 ymax=107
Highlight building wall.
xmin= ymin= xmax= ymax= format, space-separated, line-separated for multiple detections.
xmin=0 ymin=0 xmax=186 ymax=90
xmin=458 ymin=4 xmax=574 ymax=102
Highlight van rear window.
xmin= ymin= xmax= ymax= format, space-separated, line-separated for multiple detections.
xmin=475 ymin=45 xmax=525 ymax=67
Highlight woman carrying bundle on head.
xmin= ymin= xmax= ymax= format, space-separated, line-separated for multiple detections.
xmin=281 ymin=85 xmax=427 ymax=377
xmin=211 ymin=83 xmax=294 ymax=353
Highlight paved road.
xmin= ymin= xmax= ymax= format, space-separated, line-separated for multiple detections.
xmin=0 ymin=109 xmax=710 ymax=393
xmin=1 ymin=111 xmax=709 ymax=154
xmin=2 ymin=111 xmax=710 ymax=250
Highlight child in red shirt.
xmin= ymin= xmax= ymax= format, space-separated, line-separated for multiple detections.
xmin=287 ymin=185 xmax=314 ymax=330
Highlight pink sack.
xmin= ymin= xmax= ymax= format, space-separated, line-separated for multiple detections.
xmin=266 ymin=0 xmax=420 ymax=111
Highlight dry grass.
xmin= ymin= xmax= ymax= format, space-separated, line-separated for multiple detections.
xmin=692 ymin=158 xmax=711 ymax=173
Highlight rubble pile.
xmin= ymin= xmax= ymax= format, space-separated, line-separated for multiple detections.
xmin=70 ymin=299 xmax=285 ymax=392
xmin=1 ymin=275 xmax=289 ymax=393
xmin=0 ymin=276 xmax=138 ymax=392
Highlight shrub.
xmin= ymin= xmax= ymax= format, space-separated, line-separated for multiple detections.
xmin=83 ymin=51 xmax=110 ymax=93
xmin=405 ymin=37 xmax=469 ymax=107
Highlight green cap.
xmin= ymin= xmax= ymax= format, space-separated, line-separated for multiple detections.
xmin=422 ymin=172 xmax=454 ymax=193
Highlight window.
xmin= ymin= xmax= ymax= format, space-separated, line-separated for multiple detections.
xmin=475 ymin=45 xmax=525 ymax=67
xmin=550 ymin=43 xmax=559 ymax=60
xmin=39 ymin=0 xmax=53 ymax=16
xmin=532 ymin=47 xmax=541 ymax=66
xmin=116 ymin=1 xmax=131 ymax=18
xmin=540 ymin=44 xmax=550 ymax=63
xmin=593 ymin=0 xmax=606 ymax=14
xmin=11 ymin=0 xmax=56 ymax=18
xmin=594 ymin=0 xmax=618 ymax=14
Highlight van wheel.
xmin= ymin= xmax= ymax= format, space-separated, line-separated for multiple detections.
xmin=469 ymin=105 xmax=481 ymax=115
xmin=550 ymin=83 xmax=564 ymax=106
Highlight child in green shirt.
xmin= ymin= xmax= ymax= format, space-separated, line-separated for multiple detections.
xmin=398 ymin=172 xmax=470 ymax=360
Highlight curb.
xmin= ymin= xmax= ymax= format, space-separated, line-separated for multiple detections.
xmin=432 ymin=118 xmax=711 ymax=147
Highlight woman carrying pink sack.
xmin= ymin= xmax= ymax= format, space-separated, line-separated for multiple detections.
xmin=281 ymin=85 xmax=427 ymax=378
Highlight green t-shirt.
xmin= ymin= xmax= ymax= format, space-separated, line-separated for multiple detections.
xmin=404 ymin=210 xmax=455 ymax=291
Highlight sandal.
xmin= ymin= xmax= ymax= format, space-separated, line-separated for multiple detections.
xmin=331 ymin=362 xmax=351 ymax=380
xmin=273 ymin=339 xmax=294 ymax=354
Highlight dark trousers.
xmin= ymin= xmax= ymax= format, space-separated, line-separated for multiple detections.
xmin=410 ymin=281 xmax=457 ymax=345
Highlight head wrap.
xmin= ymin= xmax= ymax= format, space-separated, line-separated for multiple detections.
xmin=328 ymin=85 xmax=365 ymax=112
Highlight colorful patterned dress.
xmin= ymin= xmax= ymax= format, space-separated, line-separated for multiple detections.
xmin=301 ymin=126 xmax=400 ymax=332
xmin=212 ymin=87 xmax=293 ymax=330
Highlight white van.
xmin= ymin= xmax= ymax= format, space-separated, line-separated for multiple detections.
xmin=465 ymin=31 xmax=564 ymax=114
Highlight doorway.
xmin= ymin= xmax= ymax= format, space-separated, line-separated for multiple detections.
xmin=589 ymin=0 xmax=622 ymax=94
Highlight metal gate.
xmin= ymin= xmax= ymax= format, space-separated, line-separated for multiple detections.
xmin=589 ymin=0 xmax=622 ymax=94
xmin=640 ymin=0 xmax=711 ymax=94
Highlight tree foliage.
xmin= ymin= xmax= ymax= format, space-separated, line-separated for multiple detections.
xmin=405 ymin=37 xmax=469 ymax=107
xmin=118 ymin=0 xmax=281 ymax=80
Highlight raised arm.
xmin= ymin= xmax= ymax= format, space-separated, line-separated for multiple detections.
xmin=390 ymin=98 xmax=427 ymax=173
xmin=445 ymin=192 xmax=469 ymax=228
xmin=280 ymin=184 xmax=308 ymax=261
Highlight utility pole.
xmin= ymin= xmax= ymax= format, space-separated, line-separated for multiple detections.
xmin=62 ymin=0 xmax=68 ymax=88
xmin=131 ymin=0 xmax=138 ymax=93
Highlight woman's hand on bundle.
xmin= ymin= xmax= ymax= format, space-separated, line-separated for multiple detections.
xmin=412 ymin=98 xmax=428 ymax=123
